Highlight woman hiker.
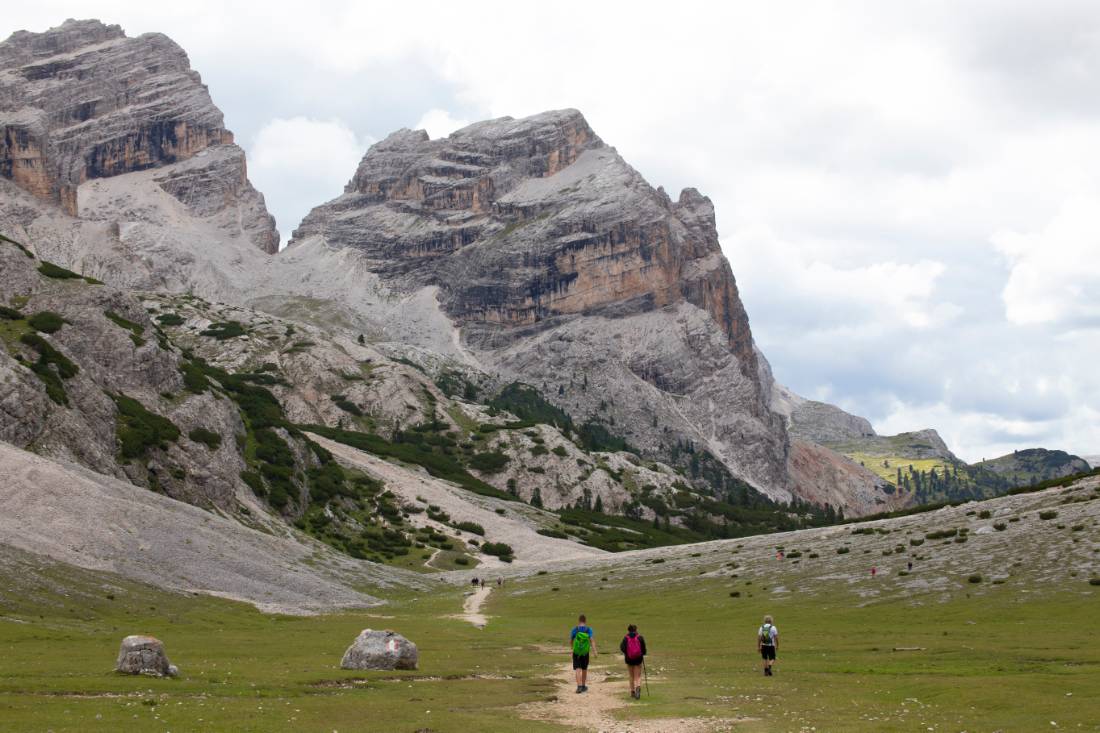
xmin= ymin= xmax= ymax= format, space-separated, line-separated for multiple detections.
xmin=619 ymin=624 xmax=648 ymax=699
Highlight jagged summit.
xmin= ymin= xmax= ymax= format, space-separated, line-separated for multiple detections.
xmin=0 ymin=18 xmax=278 ymax=267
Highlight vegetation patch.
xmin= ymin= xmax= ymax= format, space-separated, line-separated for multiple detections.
xmin=1039 ymin=511 xmax=1058 ymax=521
xmin=27 ymin=311 xmax=66 ymax=334
xmin=155 ymin=313 xmax=186 ymax=326
xmin=19 ymin=333 xmax=78 ymax=405
xmin=200 ymin=321 xmax=247 ymax=340
xmin=104 ymin=311 xmax=146 ymax=346
xmin=111 ymin=393 xmax=181 ymax=460
xmin=0 ymin=305 xmax=25 ymax=320
xmin=188 ymin=427 xmax=222 ymax=450
xmin=453 ymin=521 xmax=485 ymax=536
xmin=330 ymin=395 xmax=363 ymax=416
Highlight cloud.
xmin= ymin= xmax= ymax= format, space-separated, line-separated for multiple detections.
xmin=994 ymin=194 xmax=1100 ymax=327
xmin=414 ymin=109 xmax=470 ymax=139
xmin=246 ymin=117 xmax=370 ymax=244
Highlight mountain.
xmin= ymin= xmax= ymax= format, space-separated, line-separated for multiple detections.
xmin=0 ymin=19 xmax=277 ymax=297
xmin=975 ymin=448 xmax=1091 ymax=485
xmin=1 ymin=18 xmax=1081 ymax=533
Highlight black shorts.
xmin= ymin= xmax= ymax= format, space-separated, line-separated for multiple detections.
xmin=572 ymin=653 xmax=590 ymax=670
xmin=761 ymin=645 xmax=776 ymax=660
xmin=625 ymin=657 xmax=644 ymax=667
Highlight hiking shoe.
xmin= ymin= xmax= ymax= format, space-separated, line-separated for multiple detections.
xmin=581 ymin=685 xmax=588 ymax=693
xmin=576 ymin=685 xmax=583 ymax=693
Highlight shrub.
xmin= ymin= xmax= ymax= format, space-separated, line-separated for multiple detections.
xmin=551 ymin=445 xmax=568 ymax=457
xmin=469 ymin=451 xmax=510 ymax=473
xmin=786 ymin=550 xmax=803 ymax=559
xmin=27 ymin=311 xmax=65 ymax=333
xmin=808 ymin=553 xmax=819 ymax=559
xmin=909 ymin=538 xmax=925 ymax=546
xmin=481 ymin=542 xmax=514 ymax=558
xmin=729 ymin=591 xmax=741 ymax=597
xmin=495 ymin=508 xmax=506 ymax=515
xmin=836 ymin=546 xmax=850 ymax=554
xmin=454 ymin=521 xmax=485 ymax=536
xmin=20 ymin=333 xmax=78 ymax=405
xmin=453 ymin=557 xmax=470 ymax=566
xmin=330 ymin=395 xmax=363 ymax=416
xmin=993 ymin=522 xmax=1007 ymax=531
xmin=1039 ymin=511 xmax=1058 ymax=520
xmin=968 ymin=574 xmax=982 ymax=583
xmin=188 ymin=427 xmax=222 ymax=450
xmin=926 ymin=529 xmax=957 ymax=540
xmin=954 ymin=535 xmax=968 ymax=543
xmin=156 ymin=313 xmax=186 ymax=326
xmin=529 ymin=445 xmax=549 ymax=456
xmin=200 ymin=321 xmax=246 ymax=340
xmin=104 ymin=311 xmax=145 ymax=345
xmin=112 ymin=393 xmax=181 ymax=459
xmin=649 ymin=558 xmax=665 ymax=564
xmin=1089 ymin=578 xmax=1100 ymax=586
xmin=38 ymin=261 xmax=82 ymax=279
xmin=180 ymin=361 xmax=209 ymax=394
xmin=1072 ymin=524 xmax=1085 ymax=532
xmin=978 ymin=510 xmax=992 ymax=519
xmin=0 ymin=305 xmax=24 ymax=320
xmin=537 ymin=528 xmax=568 ymax=539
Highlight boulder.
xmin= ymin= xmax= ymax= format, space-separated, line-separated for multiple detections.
xmin=340 ymin=629 xmax=418 ymax=671
xmin=115 ymin=635 xmax=178 ymax=677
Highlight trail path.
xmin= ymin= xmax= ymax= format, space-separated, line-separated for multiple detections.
xmin=519 ymin=659 xmax=739 ymax=733
xmin=457 ymin=585 xmax=492 ymax=628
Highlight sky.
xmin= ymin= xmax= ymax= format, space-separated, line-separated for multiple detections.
xmin=7 ymin=1 xmax=1099 ymax=462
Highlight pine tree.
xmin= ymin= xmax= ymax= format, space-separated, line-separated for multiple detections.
xmin=531 ymin=487 xmax=543 ymax=508
xmin=594 ymin=495 xmax=603 ymax=513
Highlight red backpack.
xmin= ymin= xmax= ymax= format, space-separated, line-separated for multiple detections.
xmin=625 ymin=634 xmax=643 ymax=659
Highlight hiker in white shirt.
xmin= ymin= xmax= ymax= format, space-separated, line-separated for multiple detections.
xmin=757 ymin=614 xmax=779 ymax=676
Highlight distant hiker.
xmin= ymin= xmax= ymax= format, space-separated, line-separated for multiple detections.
xmin=871 ymin=566 xmax=877 ymax=578
xmin=619 ymin=624 xmax=648 ymax=699
xmin=776 ymin=550 xmax=784 ymax=560
xmin=480 ymin=578 xmax=485 ymax=589
xmin=758 ymin=615 xmax=779 ymax=676
xmin=497 ymin=578 xmax=502 ymax=588
xmin=471 ymin=577 xmax=479 ymax=587
xmin=907 ymin=560 xmax=913 ymax=572
xmin=570 ymin=614 xmax=597 ymax=693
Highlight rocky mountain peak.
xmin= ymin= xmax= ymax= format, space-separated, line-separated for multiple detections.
xmin=0 ymin=19 xmax=277 ymax=255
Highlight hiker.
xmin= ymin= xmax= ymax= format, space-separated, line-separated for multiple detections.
xmin=907 ymin=560 xmax=913 ymax=572
xmin=570 ymin=614 xmax=596 ymax=693
xmin=776 ymin=550 xmax=784 ymax=560
xmin=619 ymin=624 xmax=647 ymax=699
xmin=497 ymin=578 xmax=502 ymax=588
xmin=871 ymin=566 xmax=877 ymax=578
xmin=758 ymin=614 xmax=779 ymax=676
xmin=471 ymin=577 xmax=479 ymax=587
xmin=480 ymin=578 xmax=485 ymax=589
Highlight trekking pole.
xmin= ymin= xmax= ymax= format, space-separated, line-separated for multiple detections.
xmin=642 ymin=659 xmax=650 ymax=697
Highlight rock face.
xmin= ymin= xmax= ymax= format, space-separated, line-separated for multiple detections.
xmin=340 ymin=629 xmax=419 ymax=671
xmin=0 ymin=19 xmax=277 ymax=298
xmin=115 ymin=635 xmax=177 ymax=677
xmin=289 ymin=110 xmax=790 ymax=499
xmin=976 ymin=448 xmax=1091 ymax=482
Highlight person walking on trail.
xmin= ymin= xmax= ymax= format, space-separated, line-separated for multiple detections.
xmin=619 ymin=624 xmax=648 ymax=699
xmin=758 ymin=615 xmax=779 ymax=676
xmin=908 ymin=560 xmax=913 ymax=572
xmin=871 ymin=566 xmax=877 ymax=578
xmin=570 ymin=614 xmax=596 ymax=693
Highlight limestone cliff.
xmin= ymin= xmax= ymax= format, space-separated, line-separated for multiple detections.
xmin=289 ymin=110 xmax=790 ymax=499
xmin=0 ymin=19 xmax=277 ymax=292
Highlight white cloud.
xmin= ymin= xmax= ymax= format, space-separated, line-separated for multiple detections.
xmin=246 ymin=117 xmax=370 ymax=245
xmin=413 ymin=109 xmax=470 ymax=139
xmin=994 ymin=194 xmax=1100 ymax=327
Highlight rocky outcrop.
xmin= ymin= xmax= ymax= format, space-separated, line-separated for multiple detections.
xmin=0 ymin=19 xmax=277 ymax=296
xmin=289 ymin=110 xmax=790 ymax=499
xmin=340 ymin=629 xmax=419 ymax=670
xmin=976 ymin=448 xmax=1091 ymax=482
xmin=115 ymin=635 xmax=178 ymax=677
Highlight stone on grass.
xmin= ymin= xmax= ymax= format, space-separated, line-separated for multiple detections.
xmin=115 ymin=635 xmax=178 ymax=677
xmin=340 ymin=629 xmax=418 ymax=670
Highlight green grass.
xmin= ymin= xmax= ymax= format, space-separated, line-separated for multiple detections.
xmin=1 ymin=546 xmax=1098 ymax=732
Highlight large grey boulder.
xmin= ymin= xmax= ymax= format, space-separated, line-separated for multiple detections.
xmin=115 ymin=635 xmax=178 ymax=677
xmin=340 ymin=629 xmax=419 ymax=671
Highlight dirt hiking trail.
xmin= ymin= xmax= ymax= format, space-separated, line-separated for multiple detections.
xmin=455 ymin=586 xmax=491 ymax=628
xmin=519 ymin=658 xmax=742 ymax=733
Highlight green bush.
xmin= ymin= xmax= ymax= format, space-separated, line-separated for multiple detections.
xmin=112 ymin=393 xmax=181 ymax=459
xmin=469 ymin=451 xmax=510 ymax=473
xmin=454 ymin=521 xmax=485 ymax=536
xmin=926 ymin=528 xmax=957 ymax=540
xmin=993 ymin=522 xmax=1007 ymax=531
xmin=968 ymin=574 xmax=982 ymax=583
xmin=104 ymin=311 xmax=145 ymax=346
xmin=180 ymin=361 xmax=209 ymax=394
xmin=188 ymin=427 xmax=222 ymax=450
xmin=0 ymin=305 xmax=25 ymax=320
xmin=330 ymin=395 xmax=363 ymax=416
xmin=38 ymin=261 xmax=82 ymax=279
xmin=909 ymin=538 xmax=925 ymax=546
xmin=1088 ymin=578 xmax=1100 ymax=586
xmin=978 ymin=509 xmax=992 ymax=519
xmin=200 ymin=321 xmax=246 ymax=340
xmin=481 ymin=541 xmax=514 ymax=558
xmin=20 ymin=333 xmax=78 ymax=405
xmin=537 ymin=528 xmax=568 ymax=539
xmin=836 ymin=546 xmax=850 ymax=554
xmin=551 ymin=445 xmax=569 ymax=457
xmin=453 ymin=556 xmax=470 ymax=566
xmin=27 ymin=311 xmax=65 ymax=333
xmin=156 ymin=313 xmax=186 ymax=326
xmin=529 ymin=445 xmax=549 ymax=457
xmin=786 ymin=550 xmax=803 ymax=558
xmin=240 ymin=471 xmax=265 ymax=496
xmin=1039 ymin=511 xmax=1058 ymax=520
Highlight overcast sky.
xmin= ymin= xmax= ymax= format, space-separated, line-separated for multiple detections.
xmin=8 ymin=1 xmax=1099 ymax=462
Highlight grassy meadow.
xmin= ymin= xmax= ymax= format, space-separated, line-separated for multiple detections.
xmin=2 ymin=543 xmax=1098 ymax=732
